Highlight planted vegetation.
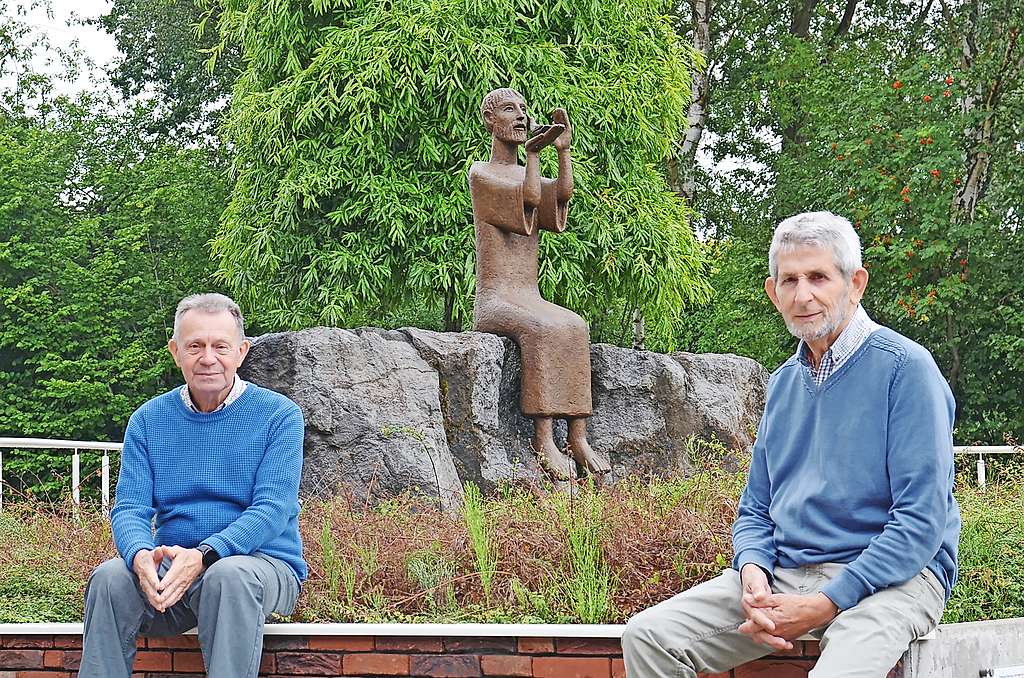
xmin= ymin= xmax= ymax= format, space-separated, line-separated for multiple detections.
xmin=0 ymin=441 xmax=1021 ymax=625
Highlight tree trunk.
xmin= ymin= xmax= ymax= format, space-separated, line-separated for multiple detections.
xmin=443 ymin=285 xmax=462 ymax=332
xmin=675 ymin=0 xmax=712 ymax=201
xmin=631 ymin=308 xmax=646 ymax=350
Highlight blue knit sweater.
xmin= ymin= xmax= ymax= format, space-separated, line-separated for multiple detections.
xmin=110 ymin=384 xmax=307 ymax=582
xmin=732 ymin=327 xmax=959 ymax=610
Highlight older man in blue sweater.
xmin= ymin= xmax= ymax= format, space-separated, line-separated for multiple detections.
xmin=623 ymin=212 xmax=960 ymax=677
xmin=80 ymin=293 xmax=306 ymax=678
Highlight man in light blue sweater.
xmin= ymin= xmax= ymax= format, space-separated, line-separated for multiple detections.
xmin=623 ymin=212 xmax=960 ymax=678
xmin=80 ymin=293 xmax=307 ymax=678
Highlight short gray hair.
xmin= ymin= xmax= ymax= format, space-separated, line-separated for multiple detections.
xmin=769 ymin=211 xmax=862 ymax=281
xmin=172 ymin=293 xmax=245 ymax=342
xmin=480 ymin=87 xmax=524 ymax=131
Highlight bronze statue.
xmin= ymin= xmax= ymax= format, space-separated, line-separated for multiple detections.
xmin=469 ymin=87 xmax=609 ymax=480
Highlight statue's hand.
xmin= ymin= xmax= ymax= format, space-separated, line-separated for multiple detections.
xmin=524 ymin=124 xmax=564 ymax=154
xmin=550 ymin=108 xmax=571 ymax=150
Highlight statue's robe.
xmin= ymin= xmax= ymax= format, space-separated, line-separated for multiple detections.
xmin=469 ymin=160 xmax=592 ymax=417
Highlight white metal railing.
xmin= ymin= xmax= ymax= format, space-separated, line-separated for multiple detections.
xmin=0 ymin=439 xmax=1017 ymax=515
xmin=0 ymin=437 xmax=122 ymax=515
xmin=954 ymin=445 xmax=1021 ymax=489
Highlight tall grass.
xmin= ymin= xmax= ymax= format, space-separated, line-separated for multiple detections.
xmin=463 ymin=482 xmax=497 ymax=603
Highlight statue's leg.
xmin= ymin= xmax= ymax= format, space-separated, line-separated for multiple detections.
xmin=533 ymin=416 xmax=574 ymax=480
xmin=566 ymin=417 xmax=610 ymax=475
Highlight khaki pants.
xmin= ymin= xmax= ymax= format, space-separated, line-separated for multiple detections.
xmin=622 ymin=563 xmax=945 ymax=678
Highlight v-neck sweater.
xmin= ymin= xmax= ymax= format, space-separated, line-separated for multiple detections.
xmin=732 ymin=327 xmax=959 ymax=610
xmin=110 ymin=384 xmax=307 ymax=582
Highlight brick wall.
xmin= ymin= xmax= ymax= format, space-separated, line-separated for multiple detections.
xmin=0 ymin=633 xmax=899 ymax=677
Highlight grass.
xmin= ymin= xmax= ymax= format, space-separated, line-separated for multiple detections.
xmin=1 ymin=440 xmax=1021 ymax=625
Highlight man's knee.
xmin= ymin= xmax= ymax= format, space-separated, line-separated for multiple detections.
xmin=622 ymin=608 xmax=662 ymax=655
xmin=202 ymin=555 xmax=263 ymax=596
xmin=86 ymin=558 xmax=137 ymax=603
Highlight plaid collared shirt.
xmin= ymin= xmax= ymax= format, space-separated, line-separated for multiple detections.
xmin=179 ymin=375 xmax=248 ymax=413
xmin=799 ymin=306 xmax=880 ymax=387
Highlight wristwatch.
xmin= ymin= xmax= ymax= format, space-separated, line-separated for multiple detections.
xmin=197 ymin=544 xmax=221 ymax=569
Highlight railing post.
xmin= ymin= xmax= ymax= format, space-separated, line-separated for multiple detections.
xmin=102 ymin=450 xmax=110 ymax=518
xmin=72 ymin=448 xmax=80 ymax=519
xmin=977 ymin=455 xmax=986 ymax=489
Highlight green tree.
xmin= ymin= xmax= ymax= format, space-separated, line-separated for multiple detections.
xmin=0 ymin=92 xmax=229 ymax=494
xmin=209 ymin=0 xmax=710 ymax=348
xmin=94 ymin=0 xmax=240 ymax=140
xmin=675 ymin=0 xmax=1024 ymax=442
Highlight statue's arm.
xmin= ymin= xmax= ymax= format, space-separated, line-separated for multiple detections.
xmin=470 ymin=162 xmax=536 ymax=236
xmin=524 ymin=150 xmax=542 ymax=208
xmin=556 ymin=147 xmax=573 ymax=202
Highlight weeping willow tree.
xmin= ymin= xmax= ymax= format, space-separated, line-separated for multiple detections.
xmin=208 ymin=0 xmax=710 ymax=348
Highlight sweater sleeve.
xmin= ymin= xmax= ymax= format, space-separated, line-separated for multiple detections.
xmin=110 ymin=410 xmax=157 ymax=570
xmin=201 ymin=402 xmax=305 ymax=558
xmin=731 ymin=412 xmax=778 ymax=577
xmin=820 ymin=350 xmax=955 ymax=610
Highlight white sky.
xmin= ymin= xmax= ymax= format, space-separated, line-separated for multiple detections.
xmin=1 ymin=0 xmax=119 ymax=95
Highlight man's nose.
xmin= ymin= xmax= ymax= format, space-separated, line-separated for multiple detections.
xmin=793 ymin=278 xmax=814 ymax=303
xmin=198 ymin=348 xmax=217 ymax=363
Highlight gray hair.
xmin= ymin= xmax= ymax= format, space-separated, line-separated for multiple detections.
xmin=768 ymin=211 xmax=862 ymax=281
xmin=172 ymin=293 xmax=245 ymax=342
xmin=480 ymin=87 xmax=524 ymax=131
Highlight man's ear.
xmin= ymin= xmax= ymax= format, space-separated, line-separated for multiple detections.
xmin=850 ymin=267 xmax=869 ymax=304
xmin=764 ymin=276 xmax=782 ymax=312
xmin=238 ymin=339 xmax=251 ymax=364
xmin=167 ymin=339 xmax=182 ymax=368
xmin=482 ymin=109 xmax=494 ymax=131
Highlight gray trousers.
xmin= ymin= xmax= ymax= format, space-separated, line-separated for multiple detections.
xmin=80 ymin=553 xmax=300 ymax=678
xmin=622 ymin=563 xmax=945 ymax=678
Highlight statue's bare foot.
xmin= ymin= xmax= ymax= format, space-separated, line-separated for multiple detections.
xmin=533 ymin=417 xmax=574 ymax=481
xmin=567 ymin=418 xmax=610 ymax=475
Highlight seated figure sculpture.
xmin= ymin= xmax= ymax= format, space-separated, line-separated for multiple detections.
xmin=469 ymin=87 xmax=609 ymax=480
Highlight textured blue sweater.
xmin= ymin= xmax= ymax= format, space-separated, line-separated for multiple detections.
xmin=110 ymin=384 xmax=308 ymax=582
xmin=732 ymin=327 xmax=960 ymax=610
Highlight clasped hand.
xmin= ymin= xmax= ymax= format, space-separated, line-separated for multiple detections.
xmin=132 ymin=546 xmax=205 ymax=612
xmin=738 ymin=563 xmax=838 ymax=650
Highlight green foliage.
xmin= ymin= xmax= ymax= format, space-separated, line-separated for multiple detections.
xmin=0 ymin=564 xmax=81 ymax=622
xmin=96 ymin=0 xmax=241 ymax=140
xmin=943 ymin=474 xmax=1024 ymax=623
xmin=463 ymin=481 xmax=498 ymax=602
xmin=554 ymin=484 xmax=614 ymax=623
xmin=209 ymin=0 xmax=710 ymax=347
xmin=676 ymin=0 xmax=1024 ymax=443
xmin=0 ymin=90 xmax=229 ymax=493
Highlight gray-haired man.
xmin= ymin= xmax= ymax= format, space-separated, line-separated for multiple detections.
xmin=80 ymin=293 xmax=306 ymax=678
xmin=622 ymin=212 xmax=960 ymax=677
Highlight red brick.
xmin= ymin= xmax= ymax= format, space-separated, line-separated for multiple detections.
xmin=481 ymin=654 xmax=532 ymax=677
xmin=60 ymin=652 xmax=81 ymax=671
xmin=533 ymin=656 xmax=611 ymax=678
xmin=146 ymin=636 xmax=199 ymax=649
xmin=444 ymin=637 xmax=517 ymax=654
xmin=734 ymin=659 xmax=814 ymax=677
xmin=517 ymin=638 xmax=554 ymax=654
xmin=0 ymin=650 xmax=44 ymax=669
xmin=173 ymin=651 xmax=205 ymax=672
xmin=612 ymin=658 xmax=626 ymax=678
xmin=410 ymin=654 xmax=481 ymax=677
xmin=260 ymin=651 xmax=275 ymax=675
xmin=15 ymin=672 xmax=69 ymax=677
xmin=0 ymin=637 xmax=51 ymax=649
xmin=556 ymin=638 xmax=623 ymax=656
xmin=375 ymin=636 xmax=443 ymax=652
xmin=262 ymin=636 xmax=309 ymax=650
xmin=52 ymin=637 xmax=82 ymax=650
xmin=308 ymin=636 xmax=374 ymax=651
xmin=43 ymin=651 xmax=62 ymax=669
xmin=132 ymin=650 xmax=172 ymax=672
xmin=275 ymin=651 xmax=341 ymax=674
xmin=344 ymin=652 xmax=410 ymax=675
xmin=697 ymin=673 xmax=730 ymax=678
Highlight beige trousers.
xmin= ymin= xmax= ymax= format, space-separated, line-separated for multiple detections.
xmin=621 ymin=563 xmax=945 ymax=678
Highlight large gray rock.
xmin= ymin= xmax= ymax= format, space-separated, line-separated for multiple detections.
xmin=241 ymin=327 xmax=768 ymax=501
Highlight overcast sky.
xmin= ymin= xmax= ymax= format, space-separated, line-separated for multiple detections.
xmin=1 ymin=0 xmax=119 ymax=95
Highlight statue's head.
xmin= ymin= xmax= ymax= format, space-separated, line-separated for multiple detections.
xmin=480 ymin=88 xmax=528 ymax=144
